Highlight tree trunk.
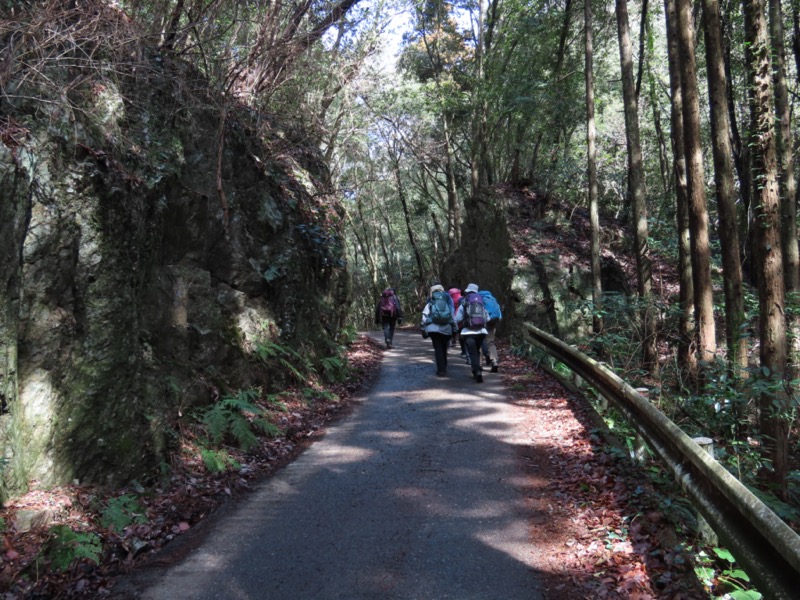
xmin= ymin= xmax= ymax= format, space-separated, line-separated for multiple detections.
xmin=664 ymin=0 xmax=696 ymax=377
xmin=676 ymin=0 xmax=717 ymax=369
xmin=394 ymin=162 xmax=426 ymax=286
xmin=585 ymin=0 xmax=603 ymax=345
xmin=442 ymin=113 xmax=461 ymax=252
xmin=615 ymin=0 xmax=658 ymax=373
xmin=744 ymin=0 xmax=789 ymax=495
xmin=703 ymin=0 xmax=747 ymax=374
xmin=768 ymin=0 xmax=800 ymax=386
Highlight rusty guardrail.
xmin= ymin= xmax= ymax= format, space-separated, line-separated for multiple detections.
xmin=524 ymin=323 xmax=800 ymax=600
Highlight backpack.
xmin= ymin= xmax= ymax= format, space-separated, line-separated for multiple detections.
xmin=479 ymin=290 xmax=502 ymax=322
xmin=379 ymin=289 xmax=398 ymax=318
xmin=429 ymin=290 xmax=452 ymax=325
xmin=463 ymin=292 xmax=487 ymax=329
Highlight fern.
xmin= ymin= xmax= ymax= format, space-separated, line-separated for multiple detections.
xmin=100 ymin=494 xmax=146 ymax=532
xmin=254 ymin=418 xmax=282 ymax=437
xmin=202 ymin=403 xmax=231 ymax=446
xmin=228 ymin=415 xmax=258 ymax=450
xmin=200 ymin=446 xmax=240 ymax=473
xmin=198 ymin=388 xmax=280 ymax=453
xmin=44 ymin=525 xmax=102 ymax=572
xmin=320 ymin=355 xmax=348 ymax=382
xmin=254 ymin=340 xmax=315 ymax=381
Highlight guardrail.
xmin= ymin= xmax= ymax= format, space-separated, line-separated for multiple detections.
xmin=523 ymin=323 xmax=800 ymax=600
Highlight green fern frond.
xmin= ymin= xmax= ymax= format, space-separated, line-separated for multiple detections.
xmin=222 ymin=389 xmax=263 ymax=415
xmin=228 ymin=415 xmax=259 ymax=451
xmin=202 ymin=404 xmax=230 ymax=445
xmin=254 ymin=419 xmax=281 ymax=438
xmin=200 ymin=447 xmax=237 ymax=473
xmin=279 ymin=357 xmax=308 ymax=381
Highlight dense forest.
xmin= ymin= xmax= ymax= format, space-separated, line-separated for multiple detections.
xmin=1 ymin=0 xmax=800 ymax=595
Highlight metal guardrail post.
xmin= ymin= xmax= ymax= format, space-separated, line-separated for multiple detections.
xmin=523 ymin=323 xmax=800 ymax=600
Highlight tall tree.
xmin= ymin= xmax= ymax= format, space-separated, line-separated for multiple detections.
xmin=615 ymin=0 xmax=658 ymax=372
xmin=744 ymin=0 xmax=790 ymax=493
xmin=585 ymin=0 xmax=603 ymax=342
xmin=664 ymin=0 xmax=696 ymax=376
xmin=676 ymin=0 xmax=717 ymax=369
xmin=703 ymin=0 xmax=747 ymax=373
xmin=768 ymin=0 xmax=800 ymax=386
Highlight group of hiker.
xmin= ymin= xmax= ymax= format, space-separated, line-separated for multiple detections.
xmin=374 ymin=283 xmax=503 ymax=384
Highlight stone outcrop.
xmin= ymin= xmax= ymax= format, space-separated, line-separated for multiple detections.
xmin=0 ymin=7 xmax=348 ymax=495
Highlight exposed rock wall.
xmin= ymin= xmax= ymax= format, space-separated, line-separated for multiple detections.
xmin=442 ymin=189 xmax=515 ymax=333
xmin=445 ymin=185 xmax=634 ymax=344
xmin=0 ymin=19 xmax=348 ymax=494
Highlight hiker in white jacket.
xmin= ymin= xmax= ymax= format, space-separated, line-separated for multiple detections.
xmin=454 ymin=283 xmax=489 ymax=383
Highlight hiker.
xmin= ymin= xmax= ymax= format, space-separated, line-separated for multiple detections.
xmin=447 ymin=287 xmax=462 ymax=349
xmin=375 ymin=288 xmax=403 ymax=349
xmin=454 ymin=283 xmax=489 ymax=383
xmin=420 ymin=284 xmax=455 ymax=376
xmin=479 ymin=288 xmax=502 ymax=373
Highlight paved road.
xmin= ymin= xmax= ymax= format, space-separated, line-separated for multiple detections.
xmin=118 ymin=330 xmax=544 ymax=599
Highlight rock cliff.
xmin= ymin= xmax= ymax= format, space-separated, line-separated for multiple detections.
xmin=0 ymin=5 xmax=348 ymax=496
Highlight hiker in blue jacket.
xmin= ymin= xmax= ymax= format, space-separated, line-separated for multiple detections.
xmin=454 ymin=283 xmax=489 ymax=383
xmin=420 ymin=284 xmax=455 ymax=376
xmin=375 ymin=288 xmax=403 ymax=349
xmin=479 ymin=289 xmax=502 ymax=372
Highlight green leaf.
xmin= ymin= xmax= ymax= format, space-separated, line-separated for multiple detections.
xmin=713 ymin=547 xmax=736 ymax=563
xmin=723 ymin=569 xmax=750 ymax=581
xmin=729 ymin=590 xmax=762 ymax=599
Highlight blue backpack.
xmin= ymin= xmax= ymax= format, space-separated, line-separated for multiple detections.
xmin=479 ymin=290 xmax=502 ymax=323
xmin=429 ymin=290 xmax=452 ymax=325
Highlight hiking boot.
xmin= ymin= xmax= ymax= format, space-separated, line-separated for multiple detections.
xmin=484 ymin=357 xmax=491 ymax=366
xmin=490 ymin=363 xmax=499 ymax=373
xmin=475 ymin=373 xmax=483 ymax=383
xmin=436 ymin=370 xmax=446 ymax=377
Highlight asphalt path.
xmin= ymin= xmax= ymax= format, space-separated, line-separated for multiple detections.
xmin=120 ymin=329 xmax=545 ymax=599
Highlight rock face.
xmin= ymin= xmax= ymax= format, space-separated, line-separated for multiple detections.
xmin=442 ymin=189 xmax=515 ymax=333
xmin=0 ymin=12 xmax=348 ymax=495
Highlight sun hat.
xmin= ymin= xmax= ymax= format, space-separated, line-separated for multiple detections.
xmin=430 ymin=284 xmax=444 ymax=295
xmin=465 ymin=283 xmax=479 ymax=294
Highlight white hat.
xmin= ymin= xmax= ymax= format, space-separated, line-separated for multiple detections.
xmin=465 ymin=283 xmax=479 ymax=294
xmin=430 ymin=284 xmax=444 ymax=295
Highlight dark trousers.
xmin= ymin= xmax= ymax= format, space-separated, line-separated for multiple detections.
xmin=382 ymin=318 xmax=397 ymax=344
xmin=429 ymin=332 xmax=450 ymax=374
xmin=464 ymin=335 xmax=487 ymax=375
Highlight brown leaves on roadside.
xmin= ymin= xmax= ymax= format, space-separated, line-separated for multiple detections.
xmin=500 ymin=340 xmax=707 ymax=600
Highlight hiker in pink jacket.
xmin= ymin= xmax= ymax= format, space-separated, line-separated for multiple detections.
xmin=447 ymin=287 xmax=462 ymax=350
